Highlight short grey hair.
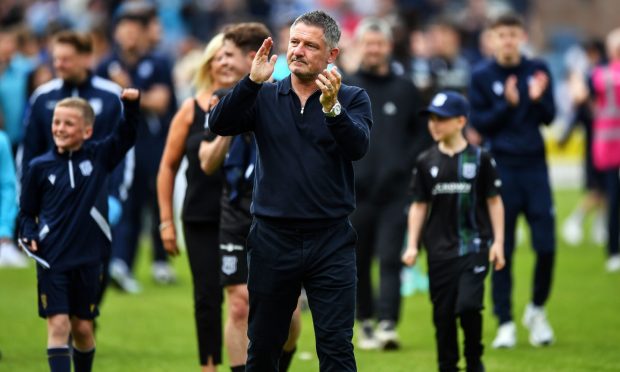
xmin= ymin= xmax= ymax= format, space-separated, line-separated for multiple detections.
xmin=354 ymin=17 xmax=393 ymax=41
xmin=292 ymin=10 xmax=341 ymax=49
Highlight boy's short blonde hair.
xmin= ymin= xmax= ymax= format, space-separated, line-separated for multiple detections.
xmin=55 ymin=97 xmax=95 ymax=126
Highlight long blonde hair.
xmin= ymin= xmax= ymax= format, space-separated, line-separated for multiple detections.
xmin=193 ymin=33 xmax=225 ymax=92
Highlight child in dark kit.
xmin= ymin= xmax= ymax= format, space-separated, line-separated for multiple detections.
xmin=402 ymin=91 xmax=505 ymax=372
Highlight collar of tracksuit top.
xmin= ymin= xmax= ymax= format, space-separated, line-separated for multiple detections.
xmin=468 ymin=56 xmax=556 ymax=166
xmin=209 ymin=75 xmax=372 ymax=223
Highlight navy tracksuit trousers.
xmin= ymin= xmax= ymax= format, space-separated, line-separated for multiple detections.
xmin=111 ymin=164 xmax=167 ymax=270
xmin=492 ymin=162 xmax=556 ymax=324
xmin=245 ymin=217 xmax=357 ymax=372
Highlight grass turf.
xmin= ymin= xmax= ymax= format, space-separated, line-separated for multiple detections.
xmin=1 ymin=189 xmax=619 ymax=371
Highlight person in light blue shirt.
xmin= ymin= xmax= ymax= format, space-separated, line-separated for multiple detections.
xmin=0 ymin=27 xmax=34 ymax=150
xmin=0 ymin=129 xmax=17 ymax=242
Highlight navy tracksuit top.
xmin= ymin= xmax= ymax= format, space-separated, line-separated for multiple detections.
xmin=209 ymin=75 xmax=373 ymax=220
xmin=468 ymin=57 xmax=556 ymax=166
xmin=18 ymin=98 xmax=139 ymax=271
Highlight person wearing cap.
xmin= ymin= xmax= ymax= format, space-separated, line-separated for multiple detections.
xmin=402 ymin=91 xmax=505 ymax=372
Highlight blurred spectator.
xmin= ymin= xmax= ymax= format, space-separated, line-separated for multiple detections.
xmin=559 ymin=39 xmax=608 ymax=247
xmin=15 ymin=25 xmax=42 ymax=63
xmin=182 ymin=0 xmax=258 ymax=44
xmin=0 ymin=125 xmax=25 ymax=268
xmin=0 ymin=25 xmax=35 ymax=152
xmin=587 ymin=28 xmax=620 ymax=272
xmin=346 ymin=17 xmax=432 ymax=351
xmin=24 ymin=0 xmax=62 ymax=37
xmin=26 ymin=63 xmax=54 ymax=99
xmin=456 ymin=0 xmax=512 ymax=65
xmin=96 ymin=9 xmax=177 ymax=292
xmin=0 ymin=1 xmax=24 ymax=26
xmin=88 ymin=20 xmax=113 ymax=69
xmin=272 ymin=20 xmax=294 ymax=81
xmin=410 ymin=17 xmax=471 ymax=104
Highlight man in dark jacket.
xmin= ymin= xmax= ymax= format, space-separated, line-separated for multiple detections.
xmin=346 ymin=17 xmax=432 ymax=351
xmin=209 ymin=10 xmax=372 ymax=372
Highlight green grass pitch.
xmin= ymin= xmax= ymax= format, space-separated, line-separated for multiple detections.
xmin=1 ymin=190 xmax=619 ymax=371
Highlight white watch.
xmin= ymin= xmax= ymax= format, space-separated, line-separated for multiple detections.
xmin=323 ymin=101 xmax=342 ymax=117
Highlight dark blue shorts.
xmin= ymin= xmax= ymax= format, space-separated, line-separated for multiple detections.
xmin=37 ymin=264 xmax=103 ymax=319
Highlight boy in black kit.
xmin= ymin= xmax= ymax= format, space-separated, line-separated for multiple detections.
xmin=402 ymin=91 xmax=505 ymax=372
xmin=18 ymin=89 xmax=140 ymax=372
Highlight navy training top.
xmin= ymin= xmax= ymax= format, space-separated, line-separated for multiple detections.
xmin=18 ymin=98 xmax=140 ymax=271
xmin=468 ymin=56 xmax=556 ymax=167
xmin=209 ymin=75 xmax=372 ymax=221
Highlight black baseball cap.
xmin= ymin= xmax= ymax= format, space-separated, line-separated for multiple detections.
xmin=420 ymin=91 xmax=470 ymax=118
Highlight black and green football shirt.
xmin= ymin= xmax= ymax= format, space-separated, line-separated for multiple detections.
xmin=409 ymin=144 xmax=501 ymax=261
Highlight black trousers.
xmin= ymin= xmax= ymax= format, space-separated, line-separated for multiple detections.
xmin=246 ymin=217 xmax=358 ymax=372
xmin=350 ymin=199 xmax=407 ymax=322
xmin=428 ymin=252 xmax=488 ymax=372
xmin=111 ymin=168 xmax=167 ymax=270
xmin=183 ymin=221 xmax=223 ymax=365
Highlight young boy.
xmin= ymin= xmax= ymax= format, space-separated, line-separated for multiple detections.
xmin=18 ymin=89 xmax=140 ymax=372
xmin=402 ymin=91 xmax=505 ymax=372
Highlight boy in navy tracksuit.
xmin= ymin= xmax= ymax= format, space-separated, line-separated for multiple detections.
xmin=22 ymin=30 xmax=128 ymax=306
xmin=468 ymin=14 xmax=557 ymax=348
xmin=18 ymin=89 xmax=140 ymax=372
xmin=403 ymin=91 xmax=505 ymax=372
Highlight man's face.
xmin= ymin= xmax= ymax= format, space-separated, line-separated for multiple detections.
xmin=428 ymin=25 xmax=459 ymax=58
xmin=0 ymin=31 xmax=16 ymax=64
xmin=212 ymin=40 xmax=252 ymax=87
xmin=148 ymin=17 xmax=162 ymax=47
xmin=53 ymin=43 xmax=88 ymax=83
xmin=51 ymin=106 xmax=92 ymax=153
xmin=114 ymin=19 xmax=146 ymax=54
xmin=287 ymin=22 xmax=338 ymax=80
xmin=493 ymin=25 xmax=524 ymax=62
xmin=358 ymin=30 xmax=392 ymax=71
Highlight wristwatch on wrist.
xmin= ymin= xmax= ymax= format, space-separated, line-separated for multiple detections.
xmin=323 ymin=101 xmax=342 ymax=117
